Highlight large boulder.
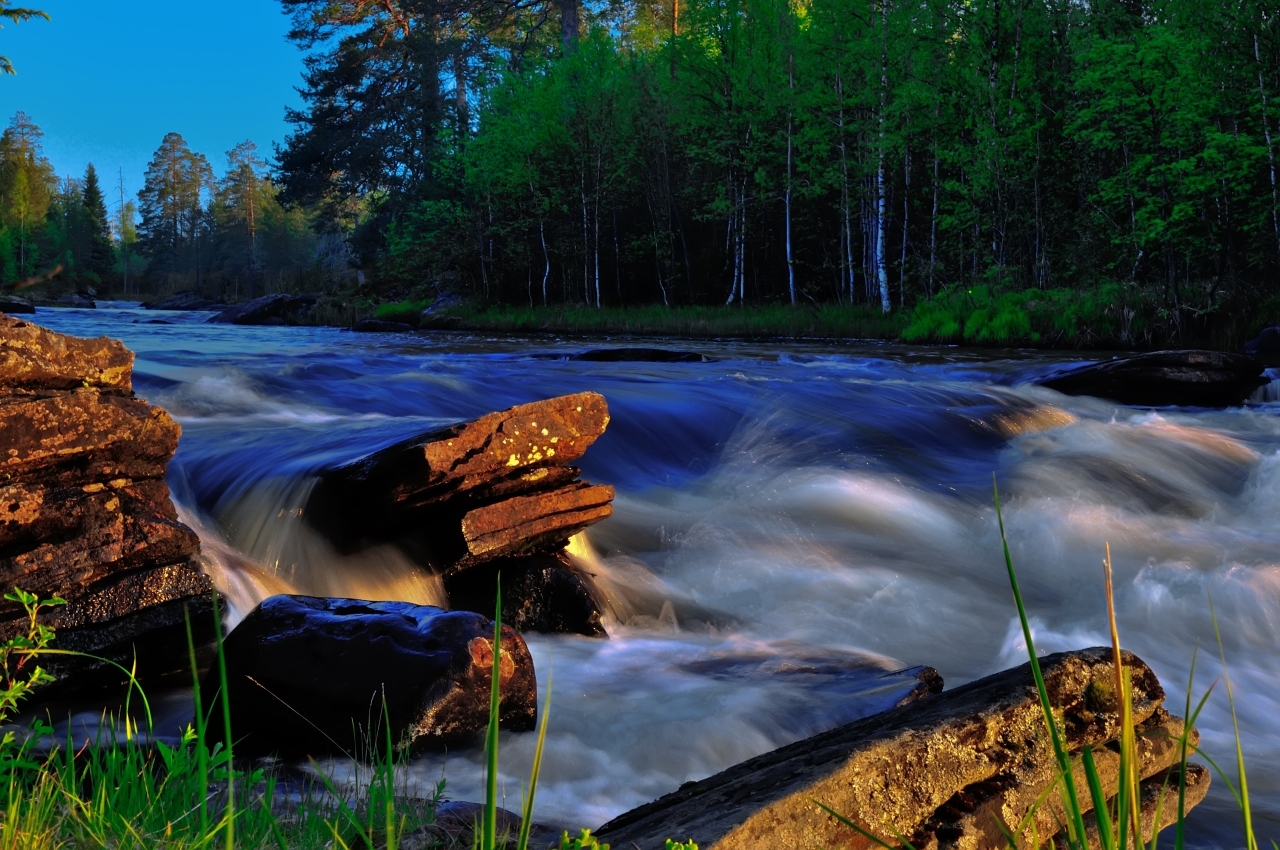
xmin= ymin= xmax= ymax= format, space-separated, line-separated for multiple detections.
xmin=208 ymin=293 xmax=317 ymax=326
xmin=0 ymin=316 xmax=215 ymax=695
xmin=596 ymin=647 xmax=1208 ymax=850
xmin=1037 ymin=350 xmax=1267 ymax=407
xmin=203 ymin=595 xmax=537 ymax=758
xmin=306 ymin=393 xmax=615 ymax=635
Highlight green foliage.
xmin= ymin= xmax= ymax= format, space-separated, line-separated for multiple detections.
xmin=0 ymin=1 xmax=48 ymax=76
xmin=0 ymin=587 xmax=63 ymax=730
xmin=558 ymin=829 xmax=611 ymax=850
xmin=664 ymin=840 xmax=698 ymax=850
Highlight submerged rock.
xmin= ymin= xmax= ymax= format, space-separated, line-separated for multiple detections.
xmin=572 ymin=347 xmax=711 ymax=363
xmin=208 ymin=293 xmax=317 ymax=326
xmin=146 ymin=290 xmax=228 ymax=311
xmin=204 ymin=595 xmax=536 ymax=758
xmin=0 ymin=315 xmax=215 ymax=695
xmin=352 ymin=317 xmax=415 ymax=333
xmin=595 ymin=647 xmax=1208 ymax=850
xmin=1037 ymin=349 xmax=1266 ymax=407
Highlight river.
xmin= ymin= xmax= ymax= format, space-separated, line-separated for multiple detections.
xmin=29 ymin=302 xmax=1280 ymax=846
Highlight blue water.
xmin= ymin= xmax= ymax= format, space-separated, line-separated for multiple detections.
xmin=30 ymin=302 xmax=1280 ymax=844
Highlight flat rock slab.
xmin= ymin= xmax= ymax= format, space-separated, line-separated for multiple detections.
xmin=205 ymin=595 xmax=537 ymax=758
xmin=595 ymin=647 xmax=1205 ymax=850
xmin=1037 ymin=350 xmax=1267 ymax=407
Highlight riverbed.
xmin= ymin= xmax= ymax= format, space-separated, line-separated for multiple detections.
xmin=31 ymin=302 xmax=1280 ymax=846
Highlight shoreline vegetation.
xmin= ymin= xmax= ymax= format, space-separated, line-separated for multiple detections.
xmin=292 ymin=282 xmax=1267 ymax=351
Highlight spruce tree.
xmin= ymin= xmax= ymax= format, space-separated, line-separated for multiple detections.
xmin=81 ymin=164 xmax=113 ymax=285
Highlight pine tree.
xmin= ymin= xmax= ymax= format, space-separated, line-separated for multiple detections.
xmin=137 ymin=132 xmax=214 ymax=290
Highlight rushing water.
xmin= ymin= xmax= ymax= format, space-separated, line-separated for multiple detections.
xmin=29 ymin=302 xmax=1280 ymax=845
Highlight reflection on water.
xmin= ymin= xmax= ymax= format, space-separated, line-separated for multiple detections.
xmin=29 ymin=303 xmax=1280 ymax=843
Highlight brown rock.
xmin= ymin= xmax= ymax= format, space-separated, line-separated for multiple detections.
xmin=306 ymin=393 xmax=611 ymax=553
xmin=594 ymin=648 xmax=1207 ymax=850
xmin=0 ymin=392 xmax=179 ymax=483
xmin=0 ymin=317 xmax=218 ymax=698
xmin=459 ymin=483 xmax=614 ymax=566
xmin=0 ymin=315 xmax=132 ymax=394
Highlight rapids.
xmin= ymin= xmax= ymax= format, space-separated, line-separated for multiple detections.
xmin=31 ymin=302 xmax=1280 ymax=846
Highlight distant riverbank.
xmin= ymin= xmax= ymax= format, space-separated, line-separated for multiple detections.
xmin=324 ymin=283 xmax=1267 ymax=351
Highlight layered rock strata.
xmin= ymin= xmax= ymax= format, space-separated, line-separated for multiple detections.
xmin=306 ymin=392 xmax=614 ymax=636
xmin=595 ymin=647 xmax=1208 ymax=850
xmin=0 ymin=315 xmax=215 ymax=692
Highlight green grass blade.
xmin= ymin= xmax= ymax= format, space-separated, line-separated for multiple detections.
xmin=811 ymin=799 xmax=913 ymax=850
xmin=483 ymin=576 xmax=503 ymax=850
xmin=185 ymin=604 xmax=210 ymax=839
xmin=1209 ymin=593 xmax=1257 ymax=850
xmin=993 ymin=477 xmax=1090 ymax=848
xmin=211 ymin=591 xmax=235 ymax=850
xmin=1081 ymin=746 xmax=1115 ymax=850
xmin=518 ymin=670 xmax=552 ymax=850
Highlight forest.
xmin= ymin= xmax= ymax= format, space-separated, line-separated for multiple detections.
xmin=4 ymin=0 xmax=1280 ymax=343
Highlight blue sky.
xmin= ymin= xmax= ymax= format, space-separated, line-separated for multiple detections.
xmin=0 ymin=0 xmax=305 ymax=211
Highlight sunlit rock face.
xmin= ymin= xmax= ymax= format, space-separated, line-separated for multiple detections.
xmin=0 ymin=314 xmax=215 ymax=695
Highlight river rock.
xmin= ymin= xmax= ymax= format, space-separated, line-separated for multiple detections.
xmin=444 ymin=552 xmax=606 ymax=636
xmin=307 ymin=393 xmax=613 ymax=559
xmin=52 ymin=292 xmax=96 ymax=309
xmin=571 ymin=347 xmax=711 ymax=363
xmin=207 ymin=293 xmax=318 ymax=326
xmin=146 ymin=290 xmax=228 ymax=311
xmin=0 ymin=296 xmax=35 ymax=314
xmin=0 ymin=315 xmax=216 ymax=695
xmin=595 ymin=647 xmax=1208 ymax=850
xmin=203 ymin=595 xmax=537 ymax=758
xmin=1037 ymin=350 xmax=1266 ymax=407
xmin=352 ymin=317 xmax=415 ymax=333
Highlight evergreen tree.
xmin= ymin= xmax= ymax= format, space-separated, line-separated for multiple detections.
xmin=0 ymin=1 xmax=48 ymax=76
xmin=137 ymin=132 xmax=214 ymax=290
xmin=0 ymin=111 xmax=55 ymax=283
xmin=81 ymin=163 xmax=114 ymax=284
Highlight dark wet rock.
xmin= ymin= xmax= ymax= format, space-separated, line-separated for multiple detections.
xmin=0 ymin=315 xmax=217 ymax=697
xmin=573 ymin=347 xmax=711 ymax=363
xmin=0 ymin=296 xmax=35 ymax=314
xmin=1244 ymin=326 xmax=1280 ymax=363
xmin=146 ymin=290 xmax=228 ymax=311
xmin=418 ymin=291 xmax=468 ymax=329
xmin=444 ymin=552 xmax=607 ymax=637
xmin=1037 ymin=350 xmax=1267 ymax=407
xmin=307 ymin=393 xmax=613 ymax=562
xmin=208 ymin=293 xmax=317 ymax=326
xmin=204 ymin=595 xmax=537 ymax=758
xmin=52 ymin=292 xmax=96 ymax=309
xmin=352 ymin=317 xmax=415 ymax=333
xmin=595 ymin=647 xmax=1207 ymax=850
xmin=400 ymin=801 xmax=567 ymax=850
